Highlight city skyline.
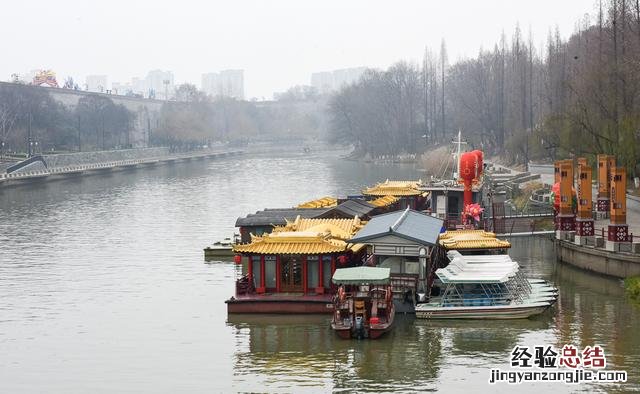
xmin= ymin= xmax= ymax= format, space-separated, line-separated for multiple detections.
xmin=1 ymin=0 xmax=597 ymax=100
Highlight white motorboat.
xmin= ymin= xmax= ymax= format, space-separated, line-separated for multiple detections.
xmin=416 ymin=251 xmax=557 ymax=319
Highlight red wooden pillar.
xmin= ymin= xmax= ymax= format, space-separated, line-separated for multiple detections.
xmin=302 ymin=255 xmax=308 ymax=294
xmin=275 ymin=255 xmax=281 ymax=292
xmin=260 ymin=255 xmax=266 ymax=289
xmin=247 ymin=255 xmax=253 ymax=281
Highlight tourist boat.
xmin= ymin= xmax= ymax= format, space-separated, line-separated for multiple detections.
xmin=415 ymin=251 xmax=557 ymax=319
xmin=331 ymin=266 xmax=395 ymax=339
xmin=203 ymin=235 xmax=239 ymax=259
xmin=226 ymin=216 xmax=366 ymax=314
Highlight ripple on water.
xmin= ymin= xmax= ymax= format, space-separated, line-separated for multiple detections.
xmin=0 ymin=153 xmax=639 ymax=392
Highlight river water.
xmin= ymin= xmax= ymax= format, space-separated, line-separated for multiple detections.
xmin=0 ymin=150 xmax=638 ymax=393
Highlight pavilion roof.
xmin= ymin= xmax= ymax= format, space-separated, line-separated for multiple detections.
xmin=349 ymin=208 xmax=443 ymax=246
xmin=362 ymin=179 xmax=424 ymax=196
xmin=438 ymin=230 xmax=511 ymax=250
xmin=368 ymin=195 xmax=400 ymax=207
xmin=297 ymin=196 xmax=338 ymax=209
xmin=233 ymin=216 xmax=365 ymax=255
xmin=276 ymin=216 xmax=364 ymax=240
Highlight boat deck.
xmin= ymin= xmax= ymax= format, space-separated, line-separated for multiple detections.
xmin=226 ymin=293 xmax=335 ymax=314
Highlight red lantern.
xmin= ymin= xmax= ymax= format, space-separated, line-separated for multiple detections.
xmin=233 ymin=254 xmax=242 ymax=264
xmin=472 ymin=150 xmax=483 ymax=177
xmin=338 ymin=255 xmax=348 ymax=266
xmin=459 ymin=152 xmax=478 ymax=210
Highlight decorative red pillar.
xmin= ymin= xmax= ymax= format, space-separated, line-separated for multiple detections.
xmin=557 ymin=160 xmax=575 ymax=238
xmin=575 ymin=161 xmax=594 ymax=245
xmin=317 ymin=254 xmax=324 ymax=294
xmin=597 ymin=155 xmax=614 ymax=216
xmin=247 ymin=255 xmax=253 ymax=280
xmin=607 ymin=167 xmax=629 ymax=251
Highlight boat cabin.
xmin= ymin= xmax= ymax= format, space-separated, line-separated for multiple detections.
xmin=349 ymin=208 xmax=444 ymax=312
xmin=420 ymin=180 xmax=483 ymax=228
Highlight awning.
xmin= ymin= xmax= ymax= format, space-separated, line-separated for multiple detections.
xmin=332 ymin=266 xmax=391 ymax=285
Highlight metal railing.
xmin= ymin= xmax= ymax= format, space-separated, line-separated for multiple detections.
xmin=0 ymin=150 xmax=243 ymax=182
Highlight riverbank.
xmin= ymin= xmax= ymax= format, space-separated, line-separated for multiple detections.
xmin=0 ymin=147 xmax=244 ymax=188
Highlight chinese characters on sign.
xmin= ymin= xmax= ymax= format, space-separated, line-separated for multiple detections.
xmin=490 ymin=344 xmax=626 ymax=385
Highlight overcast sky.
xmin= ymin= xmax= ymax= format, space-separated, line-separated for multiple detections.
xmin=3 ymin=0 xmax=598 ymax=99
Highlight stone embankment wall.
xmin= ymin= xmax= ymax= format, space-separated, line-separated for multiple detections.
xmin=43 ymin=148 xmax=170 ymax=169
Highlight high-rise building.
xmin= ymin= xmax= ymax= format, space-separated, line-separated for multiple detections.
xmin=311 ymin=67 xmax=366 ymax=93
xmin=201 ymin=72 xmax=220 ymax=97
xmin=145 ymin=70 xmax=174 ymax=100
xmin=86 ymin=75 xmax=108 ymax=93
xmin=201 ymin=69 xmax=244 ymax=100
xmin=310 ymin=72 xmax=334 ymax=94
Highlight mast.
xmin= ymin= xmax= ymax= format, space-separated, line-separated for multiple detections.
xmin=452 ymin=130 xmax=467 ymax=180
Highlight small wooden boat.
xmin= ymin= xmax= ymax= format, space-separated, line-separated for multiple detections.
xmin=331 ymin=267 xmax=395 ymax=339
xmin=416 ymin=251 xmax=557 ymax=319
xmin=203 ymin=235 xmax=238 ymax=259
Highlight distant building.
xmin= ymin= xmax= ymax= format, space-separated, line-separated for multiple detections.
xmin=145 ymin=70 xmax=174 ymax=100
xmin=201 ymin=69 xmax=244 ymax=100
xmin=111 ymin=81 xmax=133 ymax=96
xmin=310 ymin=67 xmax=366 ymax=94
xmin=310 ymin=72 xmax=334 ymax=94
xmin=86 ymin=75 xmax=108 ymax=93
xmin=201 ymin=72 xmax=220 ymax=96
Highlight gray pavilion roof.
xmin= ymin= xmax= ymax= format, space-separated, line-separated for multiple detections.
xmin=235 ymin=208 xmax=330 ymax=227
xmin=349 ymin=208 xmax=444 ymax=246
xmin=321 ymin=199 xmax=375 ymax=218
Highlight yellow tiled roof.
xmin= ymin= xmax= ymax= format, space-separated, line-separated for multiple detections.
xmin=233 ymin=231 xmax=362 ymax=255
xmin=297 ymin=196 xmax=338 ymax=208
xmin=362 ymin=179 xmax=423 ymax=196
xmin=275 ymin=216 xmax=364 ymax=240
xmin=234 ymin=215 xmax=366 ymax=255
xmin=369 ymin=195 xmax=400 ymax=207
xmin=438 ymin=230 xmax=511 ymax=250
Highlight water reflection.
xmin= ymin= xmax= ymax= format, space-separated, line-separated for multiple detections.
xmin=227 ymin=236 xmax=640 ymax=392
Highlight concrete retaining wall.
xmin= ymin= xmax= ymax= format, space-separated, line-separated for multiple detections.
xmin=555 ymin=239 xmax=640 ymax=278
xmin=43 ymin=147 xmax=170 ymax=169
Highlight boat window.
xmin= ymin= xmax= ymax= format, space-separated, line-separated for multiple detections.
xmin=322 ymin=255 xmax=332 ymax=288
xmin=264 ymin=255 xmax=276 ymax=288
xmin=251 ymin=256 xmax=261 ymax=287
xmin=252 ymin=257 xmax=261 ymax=288
xmin=307 ymin=256 xmax=319 ymax=289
